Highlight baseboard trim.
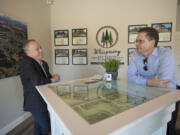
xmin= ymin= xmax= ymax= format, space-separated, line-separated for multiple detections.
xmin=0 ymin=112 xmax=31 ymax=135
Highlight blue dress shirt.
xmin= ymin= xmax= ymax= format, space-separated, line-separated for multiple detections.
xmin=127 ymin=47 xmax=178 ymax=89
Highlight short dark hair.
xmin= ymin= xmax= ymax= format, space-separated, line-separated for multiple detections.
xmin=138 ymin=27 xmax=159 ymax=47
xmin=23 ymin=39 xmax=36 ymax=53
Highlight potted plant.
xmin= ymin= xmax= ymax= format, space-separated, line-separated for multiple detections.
xmin=101 ymin=59 xmax=120 ymax=80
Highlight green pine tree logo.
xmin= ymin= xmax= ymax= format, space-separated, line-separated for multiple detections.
xmin=96 ymin=26 xmax=118 ymax=48
xmin=101 ymin=32 xmax=105 ymax=46
xmin=101 ymin=29 xmax=113 ymax=48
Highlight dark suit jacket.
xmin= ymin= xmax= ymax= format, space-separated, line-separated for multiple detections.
xmin=19 ymin=56 xmax=52 ymax=112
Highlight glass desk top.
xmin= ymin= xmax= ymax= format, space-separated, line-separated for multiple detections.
xmin=48 ymin=80 xmax=169 ymax=124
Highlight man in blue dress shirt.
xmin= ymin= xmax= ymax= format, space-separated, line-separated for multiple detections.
xmin=127 ymin=27 xmax=179 ymax=135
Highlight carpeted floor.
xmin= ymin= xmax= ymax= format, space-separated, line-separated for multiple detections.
xmin=6 ymin=116 xmax=34 ymax=135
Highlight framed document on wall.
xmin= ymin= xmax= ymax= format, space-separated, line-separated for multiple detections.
xmin=151 ymin=23 xmax=172 ymax=42
xmin=127 ymin=48 xmax=136 ymax=65
xmin=162 ymin=46 xmax=172 ymax=49
xmin=128 ymin=24 xmax=147 ymax=43
xmin=55 ymin=49 xmax=69 ymax=65
xmin=72 ymin=28 xmax=87 ymax=45
xmin=72 ymin=49 xmax=88 ymax=65
xmin=54 ymin=30 xmax=69 ymax=46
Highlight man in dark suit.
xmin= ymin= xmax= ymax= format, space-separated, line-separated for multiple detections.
xmin=19 ymin=39 xmax=60 ymax=135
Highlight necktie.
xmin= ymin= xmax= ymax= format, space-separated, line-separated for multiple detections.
xmin=39 ymin=61 xmax=48 ymax=78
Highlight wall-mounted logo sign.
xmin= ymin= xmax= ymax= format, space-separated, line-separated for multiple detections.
xmin=90 ymin=48 xmax=124 ymax=65
xmin=96 ymin=26 xmax=118 ymax=48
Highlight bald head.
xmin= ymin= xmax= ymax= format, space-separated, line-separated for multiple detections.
xmin=23 ymin=39 xmax=43 ymax=60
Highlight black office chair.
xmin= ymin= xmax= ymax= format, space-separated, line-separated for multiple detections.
xmin=167 ymin=84 xmax=180 ymax=135
xmin=176 ymin=85 xmax=180 ymax=90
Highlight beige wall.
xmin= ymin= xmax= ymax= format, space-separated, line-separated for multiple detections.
xmin=175 ymin=0 xmax=180 ymax=59
xmin=0 ymin=0 xmax=51 ymax=134
xmin=175 ymin=0 xmax=180 ymax=74
xmin=175 ymin=32 xmax=180 ymax=83
xmin=177 ymin=0 xmax=180 ymax=31
xmin=51 ymin=0 xmax=178 ymax=81
xmin=0 ymin=0 xmax=179 ymax=134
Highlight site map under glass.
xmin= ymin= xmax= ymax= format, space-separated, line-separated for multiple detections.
xmin=48 ymin=80 xmax=169 ymax=124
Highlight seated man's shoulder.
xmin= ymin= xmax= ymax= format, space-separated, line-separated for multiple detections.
xmin=158 ymin=47 xmax=175 ymax=61
xmin=158 ymin=46 xmax=173 ymax=56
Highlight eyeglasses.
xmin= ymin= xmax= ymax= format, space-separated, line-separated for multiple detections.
xmin=135 ymin=39 xmax=145 ymax=44
xmin=143 ymin=58 xmax=148 ymax=71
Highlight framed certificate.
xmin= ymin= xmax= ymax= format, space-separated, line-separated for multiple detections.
xmin=55 ymin=49 xmax=69 ymax=65
xmin=152 ymin=23 xmax=172 ymax=42
xmin=54 ymin=30 xmax=69 ymax=46
xmin=162 ymin=46 xmax=172 ymax=49
xmin=72 ymin=49 xmax=88 ymax=65
xmin=127 ymin=48 xmax=136 ymax=65
xmin=72 ymin=28 xmax=87 ymax=45
xmin=128 ymin=24 xmax=147 ymax=43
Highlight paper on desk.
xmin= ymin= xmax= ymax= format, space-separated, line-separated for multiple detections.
xmin=89 ymin=74 xmax=103 ymax=80
xmin=80 ymin=74 xmax=103 ymax=84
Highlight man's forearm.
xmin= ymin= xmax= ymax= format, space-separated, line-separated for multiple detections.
xmin=146 ymin=77 xmax=170 ymax=88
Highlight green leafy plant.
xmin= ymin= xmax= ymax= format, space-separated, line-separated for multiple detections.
xmin=101 ymin=59 xmax=120 ymax=72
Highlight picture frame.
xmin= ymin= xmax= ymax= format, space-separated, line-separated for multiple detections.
xmin=127 ymin=48 xmax=136 ymax=65
xmin=55 ymin=49 xmax=69 ymax=65
xmin=0 ymin=14 xmax=27 ymax=79
xmin=54 ymin=30 xmax=69 ymax=46
xmin=72 ymin=28 xmax=87 ymax=45
xmin=151 ymin=22 xmax=172 ymax=42
xmin=72 ymin=49 xmax=88 ymax=65
xmin=162 ymin=46 xmax=172 ymax=49
xmin=128 ymin=24 xmax=147 ymax=43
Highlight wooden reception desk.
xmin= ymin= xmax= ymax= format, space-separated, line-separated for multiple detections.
xmin=36 ymin=78 xmax=180 ymax=135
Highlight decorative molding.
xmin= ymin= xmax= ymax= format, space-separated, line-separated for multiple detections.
xmin=0 ymin=112 xmax=31 ymax=135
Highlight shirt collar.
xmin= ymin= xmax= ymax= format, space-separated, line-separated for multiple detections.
xmin=34 ymin=59 xmax=42 ymax=65
xmin=138 ymin=47 xmax=158 ymax=59
xmin=151 ymin=47 xmax=158 ymax=57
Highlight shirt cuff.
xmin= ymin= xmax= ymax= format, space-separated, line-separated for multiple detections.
xmin=51 ymin=79 xmax=56 ymax=83
xmin=139 ymin=78 xmax=147 ymax=85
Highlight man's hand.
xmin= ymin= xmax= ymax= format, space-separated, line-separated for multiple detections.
xmin=51 ymin=74 xmax=60 ymax=82
xmin=147 ymin=73 xmax=170 ymax=88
